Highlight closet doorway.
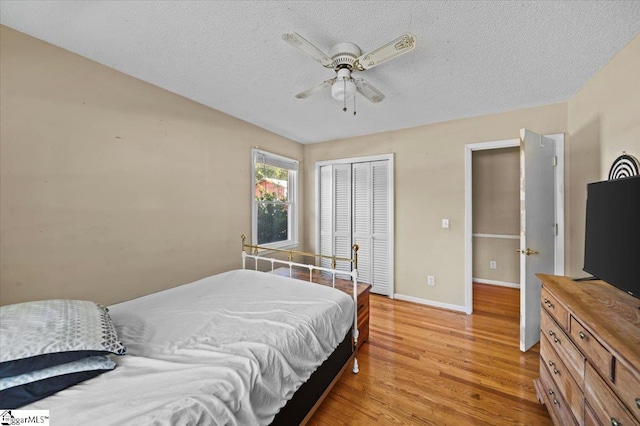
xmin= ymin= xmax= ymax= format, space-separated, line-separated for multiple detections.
xmin=315 ymin=154 xmax=394 ymax=296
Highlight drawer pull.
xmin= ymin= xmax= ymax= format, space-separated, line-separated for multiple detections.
xmin=636 ymin=398 xmax=640 ymax=408
xmin=552 ymin=398 xmax=558 ymax=405
xmin=548 ymin=360 xmax=559 ymax=374
xmin=610 ymin=419 xmax=620 ymax=426
xmin=548 ymin=389 xmax=554 ymax=395
xmin=579 ymin=331 xmax=585 ymax=339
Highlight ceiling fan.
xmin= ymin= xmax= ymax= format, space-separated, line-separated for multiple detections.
xmin=282 ymin=31 xmax=416 ymax=113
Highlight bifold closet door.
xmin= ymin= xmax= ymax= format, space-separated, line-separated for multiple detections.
xmin=353 ymin=161 xmax=390 ymax=296
xmin=371 ymin=161 xmax=390 ymax=296
xmin=319 ymin=164 xmax=352 ymax=276
xmin=319 ymin=160 xmax=391 ymax=296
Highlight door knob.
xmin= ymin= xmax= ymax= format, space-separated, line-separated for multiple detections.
xmin=516 ymin=248 xmax=539 ymax=256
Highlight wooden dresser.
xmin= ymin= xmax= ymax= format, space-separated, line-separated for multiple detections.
xmin=270 ymin=267 xmax=371 ymax=348
xmin=534 ymin=274 xmax=640 ymax=426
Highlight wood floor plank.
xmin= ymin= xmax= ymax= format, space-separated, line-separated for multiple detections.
xmin=308 ymin=283 xmax=551 ymax=425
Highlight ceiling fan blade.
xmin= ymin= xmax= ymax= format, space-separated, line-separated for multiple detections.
xmin=282 ymin=32 xmax=334 ymax=68
xmin=295 ymin=79 xmax=335 ymax=99
xmin=354 ymin=79 xmax=385 ymax=103
xmin=354 ymin=33 xmax=416 ymax=71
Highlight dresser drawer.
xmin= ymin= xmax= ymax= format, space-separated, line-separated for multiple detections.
xmin=541 ymin=309 xmax=585 ymax=386
xmin=540 ymin=361 xmax=579 ymax=426
xmin=584 ymin=401 xmax=599 ymax=426
xmin=540 ymin=339 xmax=584 ymax=424
xmin=585 ymin=362 xmax=638 ymax=426
xmin=570 ymin=316 xmax=613 ymax=382
xmin=542 ymin=286 xmax=569 ymax=330
xmin=615 ymin=360 xmax=640 ymax=421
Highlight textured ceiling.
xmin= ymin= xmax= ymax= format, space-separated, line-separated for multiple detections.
xmin=1 ymin=1 xmax=639 ymax=144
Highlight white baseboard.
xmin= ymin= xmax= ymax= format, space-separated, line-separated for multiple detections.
xmin=473 ymin=278 xmax=520 ymax=289
xmin=393 ymin=293 xmax=467 ymax=313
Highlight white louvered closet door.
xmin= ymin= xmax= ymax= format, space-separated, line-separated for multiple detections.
xmin=319 ymin=159 xmax=391 ymax=295
xmin=353 ymin=161 xmax=391 ymax=295
xmin=319 ymin=165 xmax=333 ymax=271
xmin=370 ymin=161 xmax=390 ymax=296
xmin=319 ymin=164 xmax=352 ymax=276
xmin=352 ymin=163 xmax=372 ymax=286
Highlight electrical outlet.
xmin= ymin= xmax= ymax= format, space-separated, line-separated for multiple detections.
xmin=490 ymin=261 xmax=497 ymax=270
xmin=427 ymin=275 xmax=435 ymax=286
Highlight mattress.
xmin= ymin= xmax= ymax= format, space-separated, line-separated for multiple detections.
xmin=25 ymin=269 xmax=354 ymax=425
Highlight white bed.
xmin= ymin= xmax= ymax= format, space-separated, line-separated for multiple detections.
xmin=23 ymin=269 xmax=354 ymax=425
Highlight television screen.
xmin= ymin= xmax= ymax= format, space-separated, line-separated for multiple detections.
xmin=583 ymin=175 xmax=640 ymax=298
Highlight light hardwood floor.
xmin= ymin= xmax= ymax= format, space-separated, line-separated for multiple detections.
xmin=309 ymin=283 xmax=552 ymax=425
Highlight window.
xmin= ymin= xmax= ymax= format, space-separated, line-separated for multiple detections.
xmin=252 ymin=148 xmax=298 ymax=248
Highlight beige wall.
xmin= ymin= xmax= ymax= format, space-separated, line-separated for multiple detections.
xmin=472 ymin=147 xmax=520 ymax=284
xmin=472 ymin=147 xmax=520 ymax=234
xmin=473 ymin=238 xmax=520 ymax=284
xmin=566 ymin=33 xmax=640 ymax=277
xmin=2 ymin=24 xmax=637 ymax=310
xmin=0 ymin=26 xmax=303 ymax=306
xmin=303 ymin=32 xmax=639 ymax=307
xmin=304 ymin=104 xmax=566 ymax=307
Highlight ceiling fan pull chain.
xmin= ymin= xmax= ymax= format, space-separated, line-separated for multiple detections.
xmin=343 ymin=77 xmax=347 ymax=112
xmin=353 ymin=88 xmax=357 ymax=115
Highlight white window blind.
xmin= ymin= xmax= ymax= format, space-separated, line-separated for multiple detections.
xmin=254 ymin=151 xmax=299 ymax=172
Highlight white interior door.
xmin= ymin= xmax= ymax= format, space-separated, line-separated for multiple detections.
xmin=353 ymin=160 xmax=392 ymax=296
xmin=519 ymin=129 xmax=557 ymax=351
xmin=371 ymin=161 xmax=391 ymax=296
xmin=352 ymin=162 xmax=372 ymax=285
xmin=332 ymin=164 xmax=353 ymax=274
xmin=318 ymin=156 xmax=394 ymax=296
xmin=320 ymin=164 xmax=353 ymax=276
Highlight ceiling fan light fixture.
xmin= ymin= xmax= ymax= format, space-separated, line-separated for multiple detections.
xmin=331 ymin=68 xmax=356 ymax=102
xmin=331 ymin=78 xmax=356 ymax=102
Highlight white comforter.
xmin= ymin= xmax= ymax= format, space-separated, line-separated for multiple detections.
xmin=27 ymin=269 xmax=354 ymax=425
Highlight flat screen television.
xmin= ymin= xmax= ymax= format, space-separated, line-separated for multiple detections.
xmin=583 ymin=175 xmax=640 ymax=299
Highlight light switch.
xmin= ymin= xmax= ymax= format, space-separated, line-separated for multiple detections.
xmin=442 ymin=219 xmax=450 ymax=229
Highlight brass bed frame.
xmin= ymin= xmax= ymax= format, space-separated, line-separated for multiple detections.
xmin=240 ymin=234 xmax=360 ymax=374
xmin=240 ymin=235 xmax=361 ymax=424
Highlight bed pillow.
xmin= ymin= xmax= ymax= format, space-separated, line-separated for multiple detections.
xmin=0 ymin=299 xmax=126 ymax=378
xmin=0 ymin=355 xmax=115 ymax=409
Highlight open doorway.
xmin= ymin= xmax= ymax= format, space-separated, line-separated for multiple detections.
xmin=471 ymin=147 xmax=521 ymax=320
xmin=464 ymin=133 xmax=565 ymax=350
xmin=472 ymin=147 xmax=521 ymax=290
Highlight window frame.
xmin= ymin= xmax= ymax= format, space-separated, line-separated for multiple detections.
xmin=251 ymin=148 xmax=299 ymax=250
